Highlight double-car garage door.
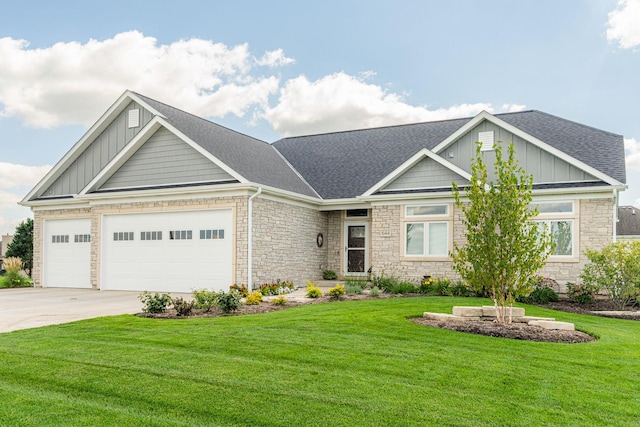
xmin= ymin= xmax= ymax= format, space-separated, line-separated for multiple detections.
xmin=43 ymin=209 xmax=233 ymax=293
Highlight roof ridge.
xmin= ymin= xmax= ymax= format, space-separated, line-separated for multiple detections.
xmin=131 ymin=91 xmax=272 ymax=145
xmin=522 ymin=109 xmax=623 ymax=138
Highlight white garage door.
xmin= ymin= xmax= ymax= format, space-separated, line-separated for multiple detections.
xmin=101 ymin=209 xmax=233 ymax=293
xmin=43 ymin=218 xmax=92 ymax=288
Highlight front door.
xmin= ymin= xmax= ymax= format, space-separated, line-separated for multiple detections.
xmin=344 ymin=223 xmax=368 ymax=275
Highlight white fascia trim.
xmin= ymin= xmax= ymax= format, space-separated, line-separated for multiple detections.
xmin=362 ymin=148 xmax=472 ymax=197
xmin=22 ymin=90 xmax=147 ymax=203
xmin=158 ymin=118 xmax=248 ymax=184
xmin=27 ymin=200 xmax=91 ymax=211
xmin=317 ymin=199 xmax=369 ymax=211
xmin=432 ymin=110 xmax=624 ymax=187
xmin=361 ymin=191 xmax=455 ymax=204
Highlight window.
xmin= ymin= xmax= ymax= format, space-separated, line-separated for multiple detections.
xmin=346 ymin=209 xmax=368 ymax=217
xmin=199 ymin=229 xmax=225 ymax=239
xmin=51 ymin=235 xmax=69 ymax=243
xmin=536 ymin=220 xmax=573 ymax=256
xmin=406 ymin=205 xmax=448 ymax=217
xmin=74 ymin=234 xmax=90 ymax=243
xmin=113 ymin=232 xmax=134 ymax=241
xmin=405 ymin=222 xmax=448 ymax=256
xmin=141 ymin=231 xmax=162 ymax=241
xmin=170 ymin=230 xmax=192 ymax=240
xmin=532 ymin=201 xmax=575 ymax=257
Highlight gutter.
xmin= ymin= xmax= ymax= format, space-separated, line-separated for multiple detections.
xmin=247 ymin=187 xmax=262 ymax=290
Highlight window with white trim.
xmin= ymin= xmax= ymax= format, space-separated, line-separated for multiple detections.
xmin=532 ymin=201 xmax=575 ymax=257
xmin=170 ymin=230 xmax=192 ymax=240
xmin=113 ymin=232 xmax=134 ymax=241
xmin=74 ymin=234 xmax=90 ymax=243
xmin=403 ymin=204 xmax=450 ymax=257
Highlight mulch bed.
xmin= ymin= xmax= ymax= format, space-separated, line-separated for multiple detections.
xmin=137 ymin=294 xmax=638 ymax=344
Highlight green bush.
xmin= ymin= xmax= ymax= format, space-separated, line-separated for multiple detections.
xmin=369 ymin=286 xmax=381 ymax=297
xmin=192 ymin=289 xmax=219 ymax=312
xmin=172 ymin=297 xmax=195 ymax=316
xmin=139 ymin=292 xmax=172 ymax=314
xmin=328 ymin=284 xmax=346 ymax=298
xmin=448 ymin=281 xmax=472 ymax=297
xmin=217 ymin=290 xmax=243 ymax=313
xmin=529 ymin=287 xmax=559 ymax=304
xmin=566 ymin=282 xmax=598 ymax=304
xmin=258 ymin=281 xmax=296 ymax=296
xmin=373 ymin=271 xmax=400 ymax=293
xmin=0 ymin=270 xmax=32 ymax=288
xmin=388 ymin=281 xmax=417 ymax=294
xmin=271 ymin=295 xmax=288 ymax=306
xmin=245 ymin=291 xmax=263 ymax=305
xmin=581 ymin=242 xmax=640 ymax=309
xmin=419 ymin=277 xmax=453 ymax=295
xmin=345 ymin=283 xmax=364 ymax=295
xmin=305 ymin=281 xmax=323 ymax=298
xmin=322 ymin=270 xmax=337 ymax=280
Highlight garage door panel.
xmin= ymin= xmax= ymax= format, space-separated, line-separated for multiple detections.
xmin=102 ymin=210 xmax=233 ymax=293
xmin=43 ymin=219 xmax=91 ymax=288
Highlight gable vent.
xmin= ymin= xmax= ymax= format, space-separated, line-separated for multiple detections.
xmin=479 ymin=131 xmax=494 ymax=151
xmin=128 ymin=109 xmax=140 ymax=128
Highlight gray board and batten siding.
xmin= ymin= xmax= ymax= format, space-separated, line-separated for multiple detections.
xmin=443 ymin=121 xmax=599 ymax=184
xmin=101 ymin=127 xmax=234 ymax=190
xmin=40 ymin=101 xmax=153 ymax=198
xmin=382 ymin=157 xmax=469 ymax=191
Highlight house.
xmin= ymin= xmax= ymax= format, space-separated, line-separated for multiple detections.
xmin=0 ymin=234 xmax=14 ymax=271
xmin=21 ymin=91 xmax=627 ymax=293
xmin=617 ymin=206 xmax=640 ymax=241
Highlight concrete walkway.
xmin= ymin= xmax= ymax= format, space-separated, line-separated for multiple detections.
xmin=0 ymin=288 xmax=185 ymax=334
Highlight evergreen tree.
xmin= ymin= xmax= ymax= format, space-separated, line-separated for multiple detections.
xmin=6 ymin=218 xmax=34 ymax=277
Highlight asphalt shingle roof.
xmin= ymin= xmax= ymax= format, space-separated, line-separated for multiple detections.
xmin=273 ymin=111 xmax=626 ymax=199
xmin=617 ymin=206 xmax=640 ymax=236
xmin=135 ymin=93 xmax=319 ymax=198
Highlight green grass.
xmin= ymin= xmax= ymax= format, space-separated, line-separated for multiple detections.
xmin=0 ymin=297 xmax=639 ymax=426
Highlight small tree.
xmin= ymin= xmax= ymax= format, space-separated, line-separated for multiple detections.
xmin=452 ymin=142 xmax=553 ymax=323
xmin=6 ymin=218 xmax=34 ymax=277
xmin=581 ymin=241 xmax=640 ymax=310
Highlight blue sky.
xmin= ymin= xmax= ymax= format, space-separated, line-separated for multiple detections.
xmin=0 ymin=0 xmax=639 ymax=235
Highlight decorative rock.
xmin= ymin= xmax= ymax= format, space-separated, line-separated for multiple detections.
xmin=452 ymin=306 xmax=484 ymax=317
xmin=423 ymin=312 xmax=480 ymax=321
xmin=482 ymin=306 xmax=525 ymax=318
xmin=528 ymin=320 xmax=575 ymax=331
xmin=512 ymin=316 xmax=555 ymax=323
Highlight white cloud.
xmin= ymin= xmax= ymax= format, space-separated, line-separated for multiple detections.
xmin=607 ymin=0 xmax=640 ymax=49
xmin=0 ymin=163 xmax=51 ymax=189
xmin=0 ymin=31 xmax=288 ymax=128
xmin=263 ymin=72 xmax=526 ymax=136
xmin=0 ymin=163 xmax=50 ymax=235
xmin=624 ymin=137 xmax=640 ymax=171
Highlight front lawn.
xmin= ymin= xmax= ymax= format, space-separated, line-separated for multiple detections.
xmin=0 ymin=297 xmax=638 ymax=426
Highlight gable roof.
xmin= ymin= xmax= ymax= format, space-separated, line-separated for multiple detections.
xmin=273 ymin=110 xmax=626 ymax=199
xmin=617 ymin=206 xmax=640 ymax=236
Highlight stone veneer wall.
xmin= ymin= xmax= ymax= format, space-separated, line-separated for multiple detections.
xmin=251 ymin=197 xmax=328 ymax=287
xmin=326 ymin=211 xmax=342 ymax=275
xmin=33 ymin=195 xmax=248 ymax=289
xmin=371 ymin=197 xmax=614 ymax=288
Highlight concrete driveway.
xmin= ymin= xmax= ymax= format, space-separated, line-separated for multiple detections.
xmin=0 ymin=287 xmax=184 ymax=333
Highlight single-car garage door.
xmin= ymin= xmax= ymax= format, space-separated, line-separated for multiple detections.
xmin=101 ymin=209 xmax=233 ymax=293
xmin=43 ymin=218 xmax=92 ymax=288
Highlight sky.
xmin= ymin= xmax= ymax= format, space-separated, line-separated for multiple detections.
xmin=0 ymin=0 xmax=639 ymax=235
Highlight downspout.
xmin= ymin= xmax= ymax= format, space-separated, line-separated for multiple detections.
xmin=247 ymin=187 xmax=262 ymax=291
xmin=613 ymin=188 xmax=618 ymax=243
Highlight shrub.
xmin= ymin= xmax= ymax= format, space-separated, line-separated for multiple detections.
xmin=271 ymin=295 xmax=288 ymax=306
xmin=529 ymin=287 xmax=559 ymax=304
xmin=217 ymin=289 xmax=243 ymax=313
xmin=3 ymin=257 xmax=23 ymax=273
xmin=230 ymin=283 xmax=249 ymax=297
xmin=172 ymin=297 xmax=195 ymax=316
xmin=581 ymin=242 xmax=640 ymax=310
xmin=328 ymin=284 xmax=346 ymax=298
xmin=373 ymin=271 xmax=400 ymax=293
xmin=245 ymin=291 xmax=263 ymax=305
xmin=322 ymin=270 xmax=337 ymax=280
xmin=345 ymin=283 xmax=364 ymax=295
xmin=139 ymin=291 xmax=172 ymax=313
xmin=305 ymin=281 xmax=323 ymax=298
xmin=0 ymin=270 xmax=32 ymax=288
xmin=345 ymin=276 xmax=367 ymax=288
xmin=566 ymin=282 xmax=598 ymax=304
xmin=192 ymin=289 xmax=219 ymax=312
xmin=388 ymin=281 xmax=417 ymax=294
xmin=258 ymin=281 xmax=296 ymax=296
xmin=419 ymin=277 xmax=452 ymax=295
xmin=448 ymin=281 xmax=472 ymax=297
xmin=369 ymin=286 xmax=381 ymax=297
